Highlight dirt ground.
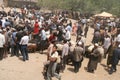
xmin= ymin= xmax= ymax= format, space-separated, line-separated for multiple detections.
xmin=0 ymin=8 xmax=120 ymax=80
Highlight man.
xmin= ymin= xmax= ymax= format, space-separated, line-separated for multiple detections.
xmin=61 ymin=40 xmax=69 ymax=71
xmin=103 ymin=35 xmax=111 ymax=58
xmin=33 ymin=21 xmax=39 ymax=39
xmin=47 ymin=45 xmax=61 ymax=80
xmin=47 ymin=40 xmax=56 ymax=60
xmin=87 ymin=43 xmax=101 ymax=73
xmin=65 ymin=24 xmax=72 ymax=32
xmin=116 ymin=33 xmax=120 ymax=44
xmin=109 ymin=44 xmax=120 ymax=74
xmin=84 ymin=26 xmax=89 ymax=38
xmin=92 ymin=30 xmax=101 ymax=44
xmin=3 ymin=29 xmax=9 ymax=58
xmin=19 ymin=31 xmax=29 ymax=61
xmin=10 ymin=28 xmax=17 ymax=57
xmin=1 ymin=18 xmax=6 ymax=28
xmin=64 ymin=29 xmax=71 ymax=41
xmin=0 ymin=29 xmax=5 ymax=60
xmin=16 ymin=29 xmax=24 ymax=57
xmin=73 ymin=42 xmax=83 ymax=73
xmin=40 ymin=27 xmax=47 ymax=53
xmin=77 ymin=22 xmax=83 ymax=36
xmin=76 ymin=35 xmax=85 ymax=48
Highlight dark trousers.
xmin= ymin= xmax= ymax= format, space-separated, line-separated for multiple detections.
xmin=73 ymin=61 xmax=81 ymax=72
xmin=0 ymin=48 xmax=4 ymax=60
xmin=40 ymin=40 xmax=46 ymax=52
xmin=47 ymin=62 xmax=54 ymax=80
xmin=33 ymin=34 xmax=39 ymax=39
xmin=62 ymin=55 xmax=68 ymax=71
xmin=21 ymin=45 xmax=28 ymax=61
xmin=11 ymin=45 xmax=17 ymax=56
xmin=16 ymin=43 xmax=22 ymax=57
xmin=111 ymin=64 xmax=117 ymax=71
xmin=3 ymin=46 xmax=8 ymax=58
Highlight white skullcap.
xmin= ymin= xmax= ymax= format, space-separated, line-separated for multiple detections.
xmin=78 ymin=41 xmax=82 ymax=45
xmin=11 ymin=28 xmax=16 ymax=31
xmin=0 ymin=29 xmax=2 ymax=32
xmin=118 ymin=44 xmax=120 ymax=48
xmin=95 ymin=43 xmax=99 ymax=47
xmin=81 ymin=33 xmax=84 ymax=36
xmin=3 ymin=29 xmax=6 ymax=32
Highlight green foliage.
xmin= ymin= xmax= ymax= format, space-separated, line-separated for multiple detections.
xmin=37 ymin=0 xmax=120 ymax=16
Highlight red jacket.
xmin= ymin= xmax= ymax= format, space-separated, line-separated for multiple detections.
xmin=34 ymin=22 xmax=39 ymax=34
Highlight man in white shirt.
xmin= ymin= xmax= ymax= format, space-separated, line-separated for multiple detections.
xmin=0 ymin=29 xmax=5 ymax=60
xmin=65 ymin=29 xmax=71 ymax=41
xmin=47 ymin=45 xmax=61 ymax=80
xmin=19 ymin=31 xmax=29 ymax=61
xmin=61 ymin=40 xmax=69 ymax=71
xmin=116 ymin=34 xmax=120 ymax=43
xmin=1 ymin=18 xmax=6 ymax=28
xmin=103 ymin=35 xmax=111 ymax=58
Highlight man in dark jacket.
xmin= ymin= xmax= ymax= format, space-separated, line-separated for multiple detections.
xmin=73 ymin=41 xmax=83 ymax=73
xmin=109 ymin=44 xmax=120 ymax=74
xmin=87 ymin=43 xmax=101 ymax=73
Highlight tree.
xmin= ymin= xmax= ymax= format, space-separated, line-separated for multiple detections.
xmin=37 ymin=0 xmax=120 ymax=16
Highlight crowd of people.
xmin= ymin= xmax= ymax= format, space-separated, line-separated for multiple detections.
xmin=0 ymin=6 xmax=120 ymax=80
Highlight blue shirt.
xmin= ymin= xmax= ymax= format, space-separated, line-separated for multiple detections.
xmin=11 ymin=32 xmax=17 ymax=45
xmin=66 ymin=25 xmax=72 ymax=32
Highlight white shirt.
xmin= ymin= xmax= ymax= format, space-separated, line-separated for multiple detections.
xmin=0 ymin=33 xmax=5 ymax=48
xmin=48 ymin=44 xmax=54 ymax=56
xmin=38 ymin=21 xmax=42 ymax=28
xmin=51 ymin=51 xmax=58 ymax=58
xmin=19 ymin=36 xmax=29 ymax=45
xmin=116 ymin=34 xmax=120 ymax=42
xmin=1 ymin=19 xmax=6 ymax=28
xmin=65 ymin=30 xmax=71 ymax=40
xmin=62 ymin=43 xmax=69 ymax=58
xmin=51 ymin=51 xmax=60 ymax=63
xmin=103 ymin=37 xmax=111 ymax=49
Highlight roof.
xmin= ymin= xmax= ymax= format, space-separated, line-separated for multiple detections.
xmin=94 ymin=12 xmax=113 ymax=17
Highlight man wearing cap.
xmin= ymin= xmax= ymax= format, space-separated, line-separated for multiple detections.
xmin=0 ymin=29 xmax=5 ymax=60
xmin=61 ymin=40 xmax=69 ymax=72
xmin=87 ymin=43 xmax=101 ymax=73
xmin=73 ymin=41 xmax=83 ymax=73
xmin=109 ymin=44 xmax=120 ymax=74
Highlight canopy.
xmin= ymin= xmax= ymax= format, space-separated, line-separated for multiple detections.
xmin=94 ymin=12 xmax=113 ymax=17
